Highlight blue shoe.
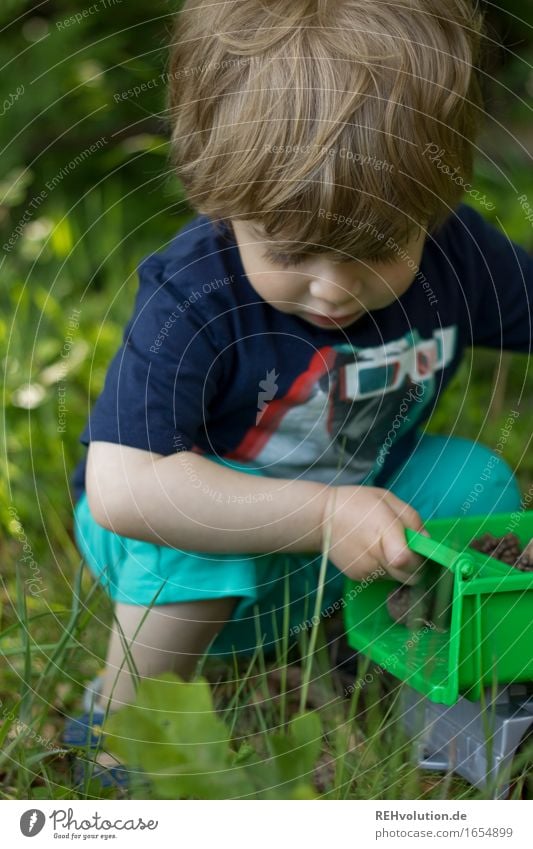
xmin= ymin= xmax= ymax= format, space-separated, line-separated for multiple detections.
xmin=63 ymin=704 xmax=130 ymax=790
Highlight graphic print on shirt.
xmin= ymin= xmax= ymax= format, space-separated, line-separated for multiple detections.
xmin=229 ymin=327 xmax=457 ymax=484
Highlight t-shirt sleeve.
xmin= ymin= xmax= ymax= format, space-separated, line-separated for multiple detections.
xmin=80 ymin=255 xmax=226 ymax=455
xmin=456 ymin=205 xmax=533 ymax=353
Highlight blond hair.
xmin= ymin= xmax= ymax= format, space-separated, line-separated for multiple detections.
xmin=167 ymin=0 xmax=484 ymax=261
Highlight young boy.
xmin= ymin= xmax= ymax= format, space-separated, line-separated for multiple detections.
xmin=67 ymin=0 xmax=531 ymax=780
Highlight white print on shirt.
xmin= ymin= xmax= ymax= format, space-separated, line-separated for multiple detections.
xmin=231 ymin=327 xmax=457 ymax=485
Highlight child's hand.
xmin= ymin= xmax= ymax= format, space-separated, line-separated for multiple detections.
xmin=323 ymin=485 xmax=428 ymax=583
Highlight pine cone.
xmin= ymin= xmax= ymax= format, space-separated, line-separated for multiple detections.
xmin=514 ymin=539 xmax=533 ymax=572
xmin=469 ymin=533 xmax=500 ymax=554
xmin=386 ymin=585 xmax=432 ymax=627
xmin=386 ymin=585 xmax=414 ymax=624
xmin=469 ymin=533 xmax=533 ymax=570
xmin=492 ymin=533 xmax=523 ymax=564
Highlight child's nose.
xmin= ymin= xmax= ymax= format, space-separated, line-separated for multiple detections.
xmin=309 ymin=277 xmax=362 ymax=307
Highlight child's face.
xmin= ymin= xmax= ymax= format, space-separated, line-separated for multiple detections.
xmin=231 ymin=219 xmax=426 ymax=329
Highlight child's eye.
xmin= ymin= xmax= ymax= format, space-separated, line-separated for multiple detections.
xmin=365 ymin=252 xmax=398 ymax=266
xmin=267 ymin=252 xmax=308 ymax=268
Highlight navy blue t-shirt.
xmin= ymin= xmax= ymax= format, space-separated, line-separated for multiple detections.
xmin=71 ymin=204 xmax=532 ymax=501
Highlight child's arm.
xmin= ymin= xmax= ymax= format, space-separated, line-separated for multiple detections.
xmin=86 ymin=441 xmax=425 ymax=583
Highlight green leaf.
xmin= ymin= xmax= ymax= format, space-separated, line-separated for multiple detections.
xmin=105 ymin=674 xmax=249 ymax=799
xmin=104 ymin=674 xmax=321 ymax=799
xmin=268 ymin=711 xmax=322 ymax=787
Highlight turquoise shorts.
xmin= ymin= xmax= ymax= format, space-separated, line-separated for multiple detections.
xmin=73 ymin=434 xmax=522 ymax=656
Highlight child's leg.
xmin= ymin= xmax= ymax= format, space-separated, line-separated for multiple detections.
xmin=383 ymin=433 xmax=522 ymax=520
xmin=98 ymin=596 xmax=238 ymax=711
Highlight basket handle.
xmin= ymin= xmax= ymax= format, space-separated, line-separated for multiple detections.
xmin=405 ymin=528 xmax=477 ymax=578
xmin=405 ymin=527 xmax=440 ymax=556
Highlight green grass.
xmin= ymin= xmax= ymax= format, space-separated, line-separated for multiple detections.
xmin=0 ymin=565 xmax=479 ymax=801
xmin=2 ymin=552 xmax=531 ymax=800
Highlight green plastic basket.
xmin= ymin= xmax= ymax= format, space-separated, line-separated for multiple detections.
xmin=343 ymin=510 xmax=533 ymax=706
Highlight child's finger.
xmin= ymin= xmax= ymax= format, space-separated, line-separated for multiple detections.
xmin=379 ymin=516 xmax=424 ymax=578
xmin=386 ymin=550 xmax=427 ymax=584
xmin=384 ymin=491 xmax=427 ymax=533
xmin=386 ymin=564 xmax=421 ymax=585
